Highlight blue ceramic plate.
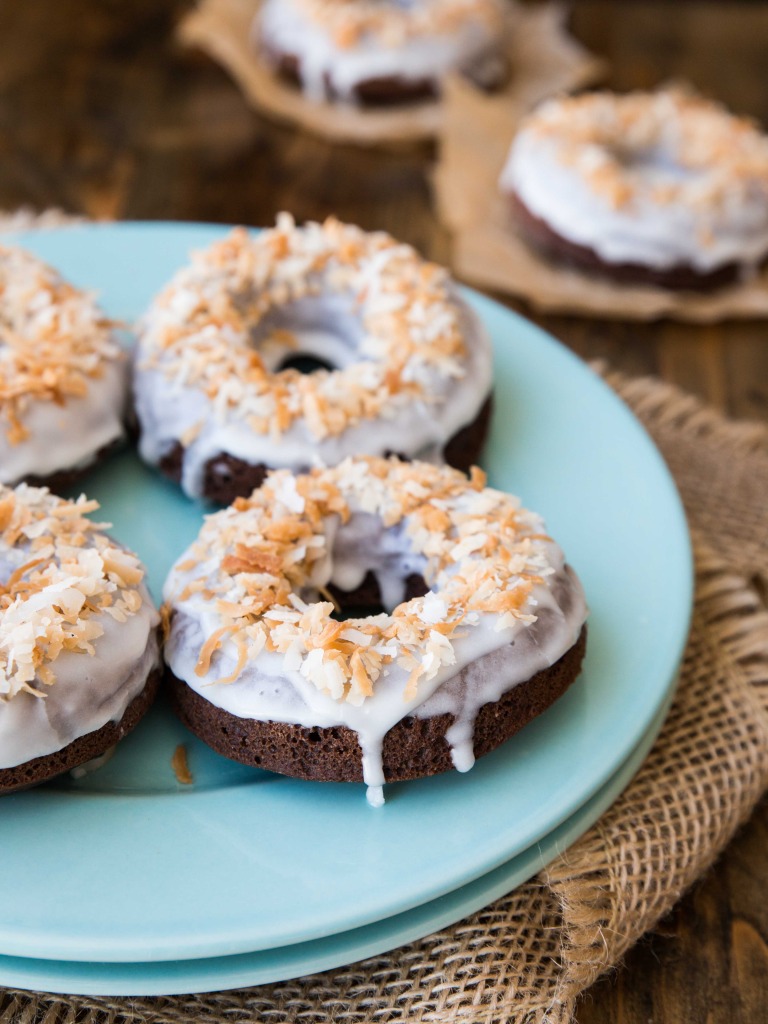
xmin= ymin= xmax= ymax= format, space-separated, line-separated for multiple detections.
xmin=0 ymin=686 xmax=673 ymax=996
xmin=0 ymin=223 xmax=692 ymax=964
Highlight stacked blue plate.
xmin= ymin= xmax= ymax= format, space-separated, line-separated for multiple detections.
xmin=0 ymin=225 xmax=692 ymax=997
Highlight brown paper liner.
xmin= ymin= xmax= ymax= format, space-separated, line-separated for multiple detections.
xmin=434 ymin=77 xmax=768 ymax=321
xmin=177 ymin=0 xmax=604 ymax=146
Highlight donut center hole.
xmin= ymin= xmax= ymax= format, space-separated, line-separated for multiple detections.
xmin=278 ymin=353 xmax=336 ymax=375
xmin=251 ymin=295 xmax=366 ymax=375
xmin=328 ymin=571 xmax=429 ymax=622
xmin=610 ymin=144 xmax=700 ymax=184
xmin=318 ymin=511 xmax=429 ymax=620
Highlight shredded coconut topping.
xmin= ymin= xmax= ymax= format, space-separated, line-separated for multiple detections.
xmin=0 ymin=484 xmax=147 ymax=701
xmin=137 ymin=215 xmax=468 ymax=444
xmin=165 ymin=457 xmax=559 ymax=707
xmin=0 ymin=246 xmax=122 ymax=445
xmin=520 ymin=88 xmax=768 ymax=210
xmin=282 ymin=0 xmax=505 ymax=49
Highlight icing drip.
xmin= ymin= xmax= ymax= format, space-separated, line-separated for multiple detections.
xmin=166 ymin=567 xmax=585 ymax=803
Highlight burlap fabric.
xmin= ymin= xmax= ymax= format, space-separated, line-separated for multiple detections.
xmin=0 ymin=217 xmax=767 ymax=1021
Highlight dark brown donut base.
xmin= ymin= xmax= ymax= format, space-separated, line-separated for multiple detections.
xmin=267 ymin=49 xmax=437 ymax=107
xmin=0 ymin=663 xmax=161 ymax=795
xmin=441 ymin=392 xmax=493 ymax=475
xmin=261 ymin=44 xmax=507 ymax=108
xmin=169 ymin=626 xmax=587 ymax=785
xmin=155 ymin=392 xmax=493 ymax=506
xmin=509 ymin=192 xmax=749 ymax=293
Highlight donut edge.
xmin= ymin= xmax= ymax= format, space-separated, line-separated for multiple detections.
xmin=0 ymin=659 xmax=162 ymax=796
xmin=16 ymin=435 xmax=126 ymax=493
xmin=169 ymin=625 xmax=587 ymax=785
xmin=508 ymin=192 xmax=749 ymax=292
xmin=154 ymin=391 xmax=493 ymax=505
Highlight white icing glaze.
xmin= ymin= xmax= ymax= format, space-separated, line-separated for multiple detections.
xmin=0 ymin=246 xmax=127 ymax=485
xmin=500 ymin=90 xmax=768 ymax=274
xmin=163 ymin=460 xmax=587 ymax=804
xmin=0 ymin=359 xmax=126 ymax=485
xmin=134 ymin=221 xmax=493 ymax=499
xmin=0 ymin=485 xmax=161 ymax=772
xmin=0 ymin=600 xmax=159 ymax=769
xmin=167 ymin=567 xmax=584 ymax=803
xmin=257 ymin=0 xmax=506 ymax=104
xmin=136 ymin=292 xmax=490 ymax=498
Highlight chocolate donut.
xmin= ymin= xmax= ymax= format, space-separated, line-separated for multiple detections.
xmin=134 ymin=216 xmax=493 ymax=504
xmin=0 ymin=246 xmax=127 ymax=486
xmin=0 ymin=484 xmax=161 ymax=794
xmin=255 ymin=0 xmax=509 ymax=107
xmin=163 ymin=457 xmax=588 ymax=806
xmin=499 ymin=89 xmax=768 ymax=290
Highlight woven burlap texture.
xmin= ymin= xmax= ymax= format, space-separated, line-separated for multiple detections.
xmin=0 ymin=269 xmax=766 ymax=1019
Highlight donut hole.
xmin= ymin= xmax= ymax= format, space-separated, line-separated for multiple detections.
xmin=278 ymin=353 xmax=336 ymax=375
xmin=304 ymin=510 xmax=430 ymax=623
xmin=251 ymin=295 xmax=367 ymax=376
xmin=609 ymin=144 xmax=701 ymax=185
xmin=327 ymin=570 xmax=429 ymax=622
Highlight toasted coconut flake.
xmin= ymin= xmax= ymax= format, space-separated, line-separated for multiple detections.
xmin=280 ymin=0 xmax=505 ymax=50
xmin=171 ymin=744 xmax=194 ymax=785
xmin=0 ymin=247 xmax=123 ymax=444
xmin=168 ymin=457 xmax=564 ymax=708
xmin=518 ymin=88 xmax=768 ymax=210
xmin=195 ymin=625 xmax=236 ymax=678
xmin=138 ymin=217 xmax=468 ymax=442
xmin=0 ymin=484 xmax=147 ymax=700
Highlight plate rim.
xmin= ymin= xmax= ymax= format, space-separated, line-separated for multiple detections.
xmin=0 ymin=221 xmax=693 ymax=963
xmin=0 ymin=680 xmax=675 ymax=996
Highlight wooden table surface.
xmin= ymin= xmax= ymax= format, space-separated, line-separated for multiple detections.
xmin=0 ymin=2 xmax=766 ymax=1021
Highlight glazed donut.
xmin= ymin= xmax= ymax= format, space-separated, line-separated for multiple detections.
xmin=0 ymin=246 xmax=126 ymax=486
xmin=255 ymin=0 xmax=508 ymax=106
xmin=499 ymin=89 xmax=768 ymax=290
xmin=164 ymin=457 xmax=588 ymax=807
xmin=0 ymin=484 xmax=161 ymax=794
xmin=134 ymin=216 xmax=493 ymax=504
